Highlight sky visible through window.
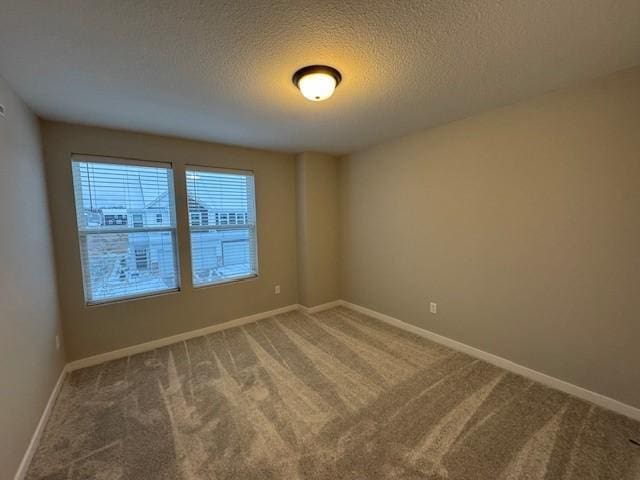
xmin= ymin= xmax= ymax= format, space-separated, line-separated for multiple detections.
xmin=76 ymin=164 xmax=249 ymax=214
xmin=76 ymin=163 xmax=170 ymax=214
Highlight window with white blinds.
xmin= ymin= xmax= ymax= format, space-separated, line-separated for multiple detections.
xmin=185 ymin=167 xmax=258 ymax=287
xmin=71 ymin=156 xmax=180 ymax=304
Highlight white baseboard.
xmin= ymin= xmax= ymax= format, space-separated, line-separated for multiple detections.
xmin=342 ymin=301 xmax=640 ymax=421
xmin=14 ymin=366 xmax=68 ymax=480
xmin=297 ymin=300 xmax=343 ymax=314
xmin=67 ymin=303 xmax=299 ymax=371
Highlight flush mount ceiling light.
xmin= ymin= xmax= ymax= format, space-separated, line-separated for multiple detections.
xmin=292 ymin=65 xmax=342 ymax=102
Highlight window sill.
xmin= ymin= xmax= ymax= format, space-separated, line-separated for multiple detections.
xmin=85 ymin=287 xmax=181 ymax=308
xmin=192 ymin=274 xmax=259 ymax=290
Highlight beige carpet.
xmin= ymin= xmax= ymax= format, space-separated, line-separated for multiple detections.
xmin=27 ymin=306 xmax=640 ymax=479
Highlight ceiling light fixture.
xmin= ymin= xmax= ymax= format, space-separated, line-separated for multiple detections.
xmin=292 ymin=65 xmax=342 ymax=102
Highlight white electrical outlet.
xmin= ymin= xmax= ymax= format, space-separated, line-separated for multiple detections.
xmin=274 ymin=285 xmax=281 ymax=294
xmin=55 ymin=335 xmax=61 ymax=350
xmin=430 ymin=302 xmax=437 ymax=314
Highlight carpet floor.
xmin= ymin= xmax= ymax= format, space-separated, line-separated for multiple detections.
xmin=27 ymin=306 xmax=640 ymax=479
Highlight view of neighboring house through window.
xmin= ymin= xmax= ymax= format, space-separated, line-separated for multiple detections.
xmin=132 ymin=213 xmax=143 ymax=228
xmin=186 ymin=167 xmax=258 ymax=286
xmin=71 ymin=156 xmax=179 ymax=304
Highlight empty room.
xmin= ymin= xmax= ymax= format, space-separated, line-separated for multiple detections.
xmin=1 ymin=1 xmax=640 ymax=479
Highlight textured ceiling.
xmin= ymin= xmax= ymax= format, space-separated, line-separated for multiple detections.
xmin=1 ymin=1 xmax=639 ymax=154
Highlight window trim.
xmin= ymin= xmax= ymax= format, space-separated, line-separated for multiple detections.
xmin=71 ymin=154 xmax=181 ymax=306
xmin=192 ymin=272 xmax=258 ymax=289
xmin=72 ymin=153 xmax=172 ymax=169
xmin=186 ymin=164 xmax=255 ymax=176
xmin=81 ymin=286 xmax=181 ymax=307
xmin=185 ymin=164 xmax=259 ymax=288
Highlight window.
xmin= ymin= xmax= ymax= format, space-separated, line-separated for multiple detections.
xmin=72 ymin=156 xmax=179 ymax=304
xmin=134 ymin=248 xmax=149 ymax=270
xmin=186 ymin=167 xmax=258 ymax=286
xmin=104 ymin=213 xmax=127 ymax=226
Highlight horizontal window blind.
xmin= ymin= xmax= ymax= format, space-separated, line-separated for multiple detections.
xmin=186 ymin=167 xmax=258 ymax=286
xmin=71 ymin=157 xmax=179 ymax=304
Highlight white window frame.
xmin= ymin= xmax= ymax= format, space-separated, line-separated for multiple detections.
xmin=71 ymin=154 xmax=181 ymax=305
xmin=186 ymin=165 xmax=259 ymax=287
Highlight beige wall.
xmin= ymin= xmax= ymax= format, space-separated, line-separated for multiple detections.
xmin=41 ymin=122 xmax=298 ymax=360
xmin=0 ymin=77 xmax=66 ymax=478
xmin=339 ymin=66 xmax=640 ymax=408
xmin=296 ymin=152 xmax=340 ymax=307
